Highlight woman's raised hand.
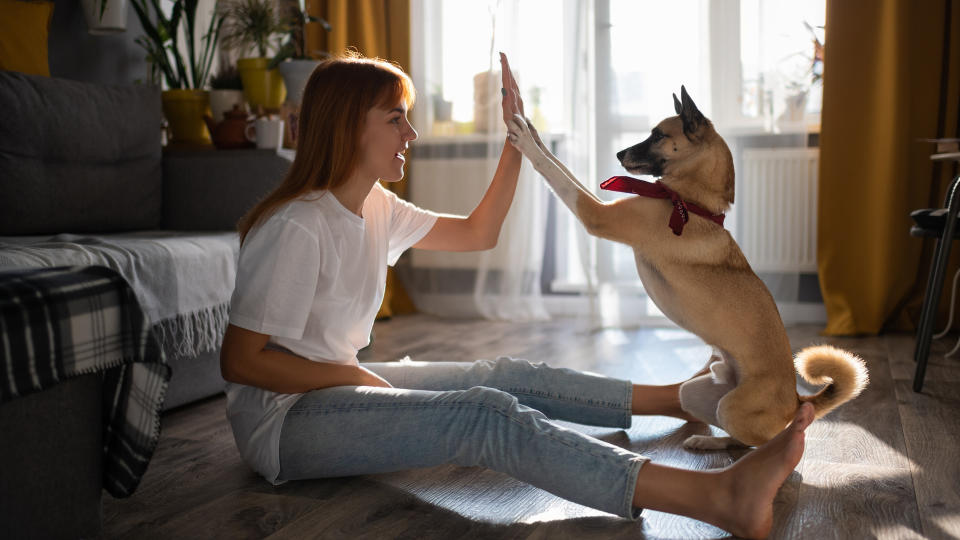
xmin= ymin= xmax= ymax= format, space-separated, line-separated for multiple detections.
xmin=500 ymin=52 xmax=525 ymax=128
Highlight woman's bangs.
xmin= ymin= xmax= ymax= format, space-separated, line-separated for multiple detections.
xmin=374 ymin=72 xmax=416 ymax=110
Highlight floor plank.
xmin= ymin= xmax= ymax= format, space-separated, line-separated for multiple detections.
xmin=886 ymin=332 xmax=960 ymax=383
xmin=791 ymin=461 xmax=922 ymax=540
xmin=99 ymin=315 xmax=960 ymax=539
xmin=887 ymin=330 xmax=960 ymax=540
xmin=893 ymin=379 xmax=960 ymax=540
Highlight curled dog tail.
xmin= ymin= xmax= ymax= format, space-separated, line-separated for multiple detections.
xmin=795 ymin=345 xmax=869 ymax=419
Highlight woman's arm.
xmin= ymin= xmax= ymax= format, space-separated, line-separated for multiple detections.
xmin=413 ymin=53 xmax=525 ymax=252
xmin=220 ymin=324 xmax=391 ymax=394
xmin=413 ymin=141 xmax=522 ymax=251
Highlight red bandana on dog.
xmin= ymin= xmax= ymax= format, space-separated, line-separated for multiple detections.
xmin=600 ymin=176 xmax=725 ymax=236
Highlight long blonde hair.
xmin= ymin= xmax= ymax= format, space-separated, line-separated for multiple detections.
xmin=238 ymin=52 xmax=416 ymax=242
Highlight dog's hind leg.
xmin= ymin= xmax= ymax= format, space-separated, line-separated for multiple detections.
xmin=711 ymin=385 xmax=797 ymax=449
xmin=679 ymin=363 xmax=747 ymax=450
xmin=678 ymin=371 xmax=734 ymax=428
xmin=683 ymin=434 xmax=747 ymax=450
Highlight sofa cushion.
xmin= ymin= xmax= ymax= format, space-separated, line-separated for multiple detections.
xmin=0 ymin=71 xmax=162 ymax=235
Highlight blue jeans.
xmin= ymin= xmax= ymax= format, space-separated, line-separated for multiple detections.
xmin=277 ymin=357 xmax=647 ymax=519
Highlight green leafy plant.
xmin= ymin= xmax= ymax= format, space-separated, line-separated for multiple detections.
xmin=267 ymin=0 xmax=331 ymax=69
xmin=130 ymin=0 xmax=224 ymax=89
xmin=219 ymin=0 xmax=287 ymax=58
xmin=209 ymin=65 xmax=243 ymax=90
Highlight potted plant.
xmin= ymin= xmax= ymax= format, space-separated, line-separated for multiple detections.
xmin=219 ymin=0 xmax=288 ymax=111
xmin=82 ymin=0 xmax=127 ymax=35
xmin=269 ymin=0 xmax=331 ymax=106
xmin=209 ymin=65 xmax=245 ymax=123
xmin=778 ymin=21 xmax=825 ymax=127
xmin=130 ymin=0 xmax=224 ymax=147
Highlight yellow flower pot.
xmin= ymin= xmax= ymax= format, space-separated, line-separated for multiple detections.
xmin=238 ymin=57 xmax=286 ymax=111
xmin=161 ymin=89 xmax=211 ymax=147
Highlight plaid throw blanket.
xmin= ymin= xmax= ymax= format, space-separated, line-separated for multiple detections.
xmin=0 ymin=265 xmax=171 ymax=498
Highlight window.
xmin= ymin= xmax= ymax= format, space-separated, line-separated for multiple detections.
xmin=410 ymin=0 xmax=573 ymax=137
xmin=411 ymin=0 xmax=826 ymax=318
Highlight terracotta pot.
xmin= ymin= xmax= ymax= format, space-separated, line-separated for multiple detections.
xmin=162 ymin=89 xmax=211 ymax=147
xmin=204 ymin=104 xmax=255 ymax=150
xmin=238 ymin=57 xmax=285 ymax=111
xmin=209 ymin=89 xmax=246 ymax=123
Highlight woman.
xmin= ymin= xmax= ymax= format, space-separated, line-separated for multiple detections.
xmin=220 ymin=51 xmax=812 ymax=540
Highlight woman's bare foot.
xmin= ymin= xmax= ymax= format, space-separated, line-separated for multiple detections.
xmin=711 ymin=402 xmax=814 ymax=539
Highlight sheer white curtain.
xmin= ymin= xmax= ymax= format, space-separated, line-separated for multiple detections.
xmin=402 ymin=0 xmax=575 ymax=321
xmin=403 ymin=0 xmax=825 ymax=325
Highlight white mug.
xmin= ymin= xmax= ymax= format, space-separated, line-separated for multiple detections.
xmin=245 ymin=117 xmax=285 ymax=149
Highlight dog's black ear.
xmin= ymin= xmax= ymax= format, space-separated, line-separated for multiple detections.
xmin=679 ymin=85 xmax=705 ymax=136
xmin=673 ymin=93 xmax=682 ymax=115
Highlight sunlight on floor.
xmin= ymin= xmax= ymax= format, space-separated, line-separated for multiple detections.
xmin=599 ymin=284 xmax=622 ymax=328
xmin=519 ymin=505 xmax=608 ymax=524
xmin=599 ymin=328 xmax=630 ymax=346
xmin=876 ymin=523 xmax=927 ymax=539
xmin=807 ymin=420 xmax=916 ymax=467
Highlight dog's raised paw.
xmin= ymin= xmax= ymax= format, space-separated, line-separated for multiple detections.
xmin=683 ymin=435 xmax=741 ymax=450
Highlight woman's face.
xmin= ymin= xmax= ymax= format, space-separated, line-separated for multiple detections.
xmin=357 ymin=99 xmax=418 ymax=183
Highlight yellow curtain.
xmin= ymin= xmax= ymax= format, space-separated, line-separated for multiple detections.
xmin=818 ymin=0 xmax=960 ymax=335
xmin=305 ymin=0 xmax=416 ymax=319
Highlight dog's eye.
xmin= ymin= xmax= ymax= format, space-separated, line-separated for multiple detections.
xmin=651 ymin=131 xmax=664 ymax=142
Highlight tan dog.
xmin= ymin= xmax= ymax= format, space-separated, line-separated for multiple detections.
xmin=506 ymin=86 xmax=868 ymax=448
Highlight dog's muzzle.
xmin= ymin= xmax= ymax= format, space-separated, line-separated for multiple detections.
xmin=618 ymin=139 xmax=654 ymax=171
xmin=617 ymin=143 xmax=665 ymax=177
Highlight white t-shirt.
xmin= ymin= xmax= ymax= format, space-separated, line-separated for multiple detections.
xmin=225 ymin=183 xmax=438 ymax=483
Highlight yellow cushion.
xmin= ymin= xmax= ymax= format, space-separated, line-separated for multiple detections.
xmin=0 ymin=0 xmax=53 ymax=77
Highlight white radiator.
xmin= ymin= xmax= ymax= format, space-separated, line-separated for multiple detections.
xmin=406 ymin=137 xmax=547 ymax=272
xmin=408 ymin=153 xmax=503 ymax=270
xmin=738 ymin=148 xmax=819 ymax=273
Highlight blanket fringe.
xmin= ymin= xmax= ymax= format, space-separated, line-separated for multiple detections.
xmin=152 ymin=303 xmax=230 ymax=360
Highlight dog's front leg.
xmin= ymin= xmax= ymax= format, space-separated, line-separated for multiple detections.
xmin=523 ymin=118 xmax=602 ymax=205
xmin=507 ymin=114 xmax=604 ymax=220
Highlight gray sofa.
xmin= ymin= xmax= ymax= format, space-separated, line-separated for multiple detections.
xmin=0 ymin=71 xmax=290 ymax=538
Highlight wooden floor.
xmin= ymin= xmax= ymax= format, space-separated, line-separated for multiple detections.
xmin=101 ymin=314 xmax=960 ymax=539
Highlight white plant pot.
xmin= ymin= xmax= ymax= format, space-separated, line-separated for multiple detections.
xmin=777 ymin=90 xmax=809 ymax=126
xmin=209 ymin=89 xmax=247 ymax=123
xmin=81 ymin=0 xmax=128 ymax=35
xmin=278 ymin=59 xmax=321 ymax=105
